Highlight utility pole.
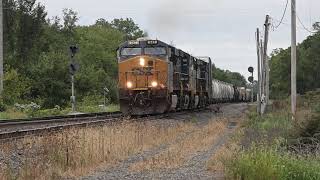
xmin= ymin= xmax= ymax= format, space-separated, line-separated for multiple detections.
xmin=256 ymin=28 xmax=261 ymax=114
xmin=0 ymin=0 xmax=3 ymax=96
xmin=291 ymin=0 xmax=297 ymax=119
xmin=261 ymin=15 xmax=270 ymax=114
xmin=263 ymin=15 xmax=270 ymax=105
xmin=260 ymin=39 xmax=264 ymax=97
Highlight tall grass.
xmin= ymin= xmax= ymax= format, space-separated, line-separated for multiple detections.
xmin=0 ymin=120 xmax=190 ymax=179
xmin=0 ymin=104 xmax=120 ymax=120
xmin=227 ymin=147 xmax=320 ymax=180
xmin=246 ymin=111 xmax=292 ymax=134
xmin=223 ymin=91 xmax=320 ymax=180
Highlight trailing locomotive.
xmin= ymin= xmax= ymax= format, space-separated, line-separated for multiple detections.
xmin=117 ymin=39 xmax=251 ymax=115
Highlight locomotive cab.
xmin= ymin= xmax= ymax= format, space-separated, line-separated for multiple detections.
xmin=117 ymin=39 xmax=170 ymax=115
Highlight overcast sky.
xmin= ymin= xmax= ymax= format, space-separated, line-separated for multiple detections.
xmin=38 ymin=0 xmax=320 ymax=79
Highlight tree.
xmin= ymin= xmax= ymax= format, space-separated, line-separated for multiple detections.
xmin=313 ymin=22 xmax=320 ymax=31
xmin=212 ymin=64 xmax=247 ymax=87
xmin=270 ymin=28 xmax=320 ymax=99
xmin=95 ymin=18 xmax=111 ymax=27
xmin=4 ymin=0 xmax=47 ymax=70
xmin=111 ymin=18 xmax=147 ymax=40
xmin=62 ymin=9 xmax=78 ymax=33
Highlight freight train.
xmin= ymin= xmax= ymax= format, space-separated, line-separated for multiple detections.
xmin=117 ymin=38 xmax=252 ymax=115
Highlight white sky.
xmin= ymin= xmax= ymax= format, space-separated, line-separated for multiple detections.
xmin=38 ymin=0 xmax=320 ymax=79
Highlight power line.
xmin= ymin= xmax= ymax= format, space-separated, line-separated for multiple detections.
xmin=296 ymin=14 xmax=316 ymax=34
xmin=274 ymin=0 xmax=289 ymax=29
xmin=271 ymin=0 xmax=317 ymax=34
xmin=289 ymin=1 xmax=316 ymax=34
xmin=271 ymin=17 xmax=317 ymax=33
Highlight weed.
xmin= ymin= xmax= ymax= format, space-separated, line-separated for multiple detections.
xmin=227 ymin=147 xmax=320 ymax=180
xmin=222 ymin=91 xmax=320 ymax=180
xmin=0 ymin=120 xmax=189 ymax=179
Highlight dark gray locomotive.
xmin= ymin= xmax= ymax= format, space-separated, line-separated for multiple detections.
xmin=117 ymin=39 xmax=251 ymax=115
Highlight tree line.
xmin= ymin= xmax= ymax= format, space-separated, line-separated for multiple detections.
xmin=1 ymin=0 xmax=147 ymax=109
xmin=0 ymin=0 xmax=247 ymax=110
xmin=270 ymin=24 xmax=320 ymax=99
xmin=212 ymin=64 xmax=247 ymax=87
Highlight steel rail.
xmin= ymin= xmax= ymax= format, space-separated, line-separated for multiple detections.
xmin=0 ymin=107 xmax=214 ymax=141
xmin=0 ymin=112 xmax=122 ymax=128
xmin=0 ymin=111 xmax=122 ymax=124
xmin=0 ymin=117 xmax=122 ymax=141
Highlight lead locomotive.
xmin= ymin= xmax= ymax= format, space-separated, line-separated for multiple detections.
xmin=117 ymin=38 xmax=251 ymax=115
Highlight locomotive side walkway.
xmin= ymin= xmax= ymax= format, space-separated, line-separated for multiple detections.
xmin=79 ymin=103 xmax=248 ymax=180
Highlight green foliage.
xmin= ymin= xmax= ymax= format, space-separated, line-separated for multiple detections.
xmin=228 ymin=147 xmax=320 ymax=180
xmin=295 ymin=99 xmax=320 ymax=138
xmin=3 ymin=0 xmax=146 ymax=110
xmin=226 ymin=93 xmax=320 ymax=180
xmin=110 ymin=18 xmax=147 ymax=40
xmin=270 ymin=27 xmax=320 ymax=99
xmin=246 ymin=111 xmax=292 ymax=134
xmin=3 ymin=68 xmax=31 ymax=105
xmin=212 ymin=64 xmax=247 ymax=87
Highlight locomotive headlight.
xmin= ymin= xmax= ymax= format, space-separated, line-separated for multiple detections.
xmin=126 ymin=81 xmax=133 ymax=88
xmin=139 ymin=57 xmax=145 ymax=66
xmin=151 ymin=81 xmax=158 ymax=87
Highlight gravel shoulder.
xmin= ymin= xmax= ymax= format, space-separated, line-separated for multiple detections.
xmin=79 ymin=103 xmax=248 ymax=180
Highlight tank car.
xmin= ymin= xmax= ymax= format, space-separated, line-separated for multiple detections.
xmin=238 ymin=87 xmax=247 ymax=102
xmin=211 ymin=79 xmax=234 ymax=103
xmin=245 ymin=89 xmax=252 ymax=102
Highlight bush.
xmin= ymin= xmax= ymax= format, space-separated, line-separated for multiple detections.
xmin=33 ymin=105 xmax=65 ymax=117
xmin=246 ymin=111 xmax=292 ymax=134
xmin=227 ymin=147 xmax=320 ymax=180
xmin=14 ymin=102 xmax=41 ymax=117
xmin=0 ymin=100 xmax=6 ymax=112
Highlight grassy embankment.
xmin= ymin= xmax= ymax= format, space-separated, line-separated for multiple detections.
xmin=0 ymin=104 xmax=119 ymax=120
xmin=0 ymin=120 xmax=192 ymax=179
xmin=0 ymin=109 xmax=230 ymax=179
xmin=208 ymin=91 xmax=320 ymax=180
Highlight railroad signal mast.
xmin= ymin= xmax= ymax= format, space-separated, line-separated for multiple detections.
xmin=69 ymin=45 xmax=79 ymax=113
xmin=248 ymin=67 xmax=254 ymax=103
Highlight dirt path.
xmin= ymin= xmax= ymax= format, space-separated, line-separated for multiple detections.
xmin=79 ymin=103 xmax=248 ymax=180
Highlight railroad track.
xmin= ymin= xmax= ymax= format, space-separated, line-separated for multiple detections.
xmin=0 ymin=107 xmax=215 ymax=141
xmin=0 ymin=111 xmax=123 ymax=140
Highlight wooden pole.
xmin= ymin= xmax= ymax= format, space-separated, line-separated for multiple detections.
xmin=263 ymin=15 xmax=270 ymax=106
xmin=260 ymin=39 xmax=264 ymax=97
xmin=0 ymin=0 xmax=3 ymax=95
xmin=291 ymin=0 xmax=297 ymax=119
xmin=256 ymin=28 xmax=261 ymax=114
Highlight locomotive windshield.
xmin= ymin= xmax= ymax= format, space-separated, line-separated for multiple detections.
xmin=144 ymin=47 xmax=166 ymax=55
xmin=121 ymin=47 xmax=142 ymax=56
